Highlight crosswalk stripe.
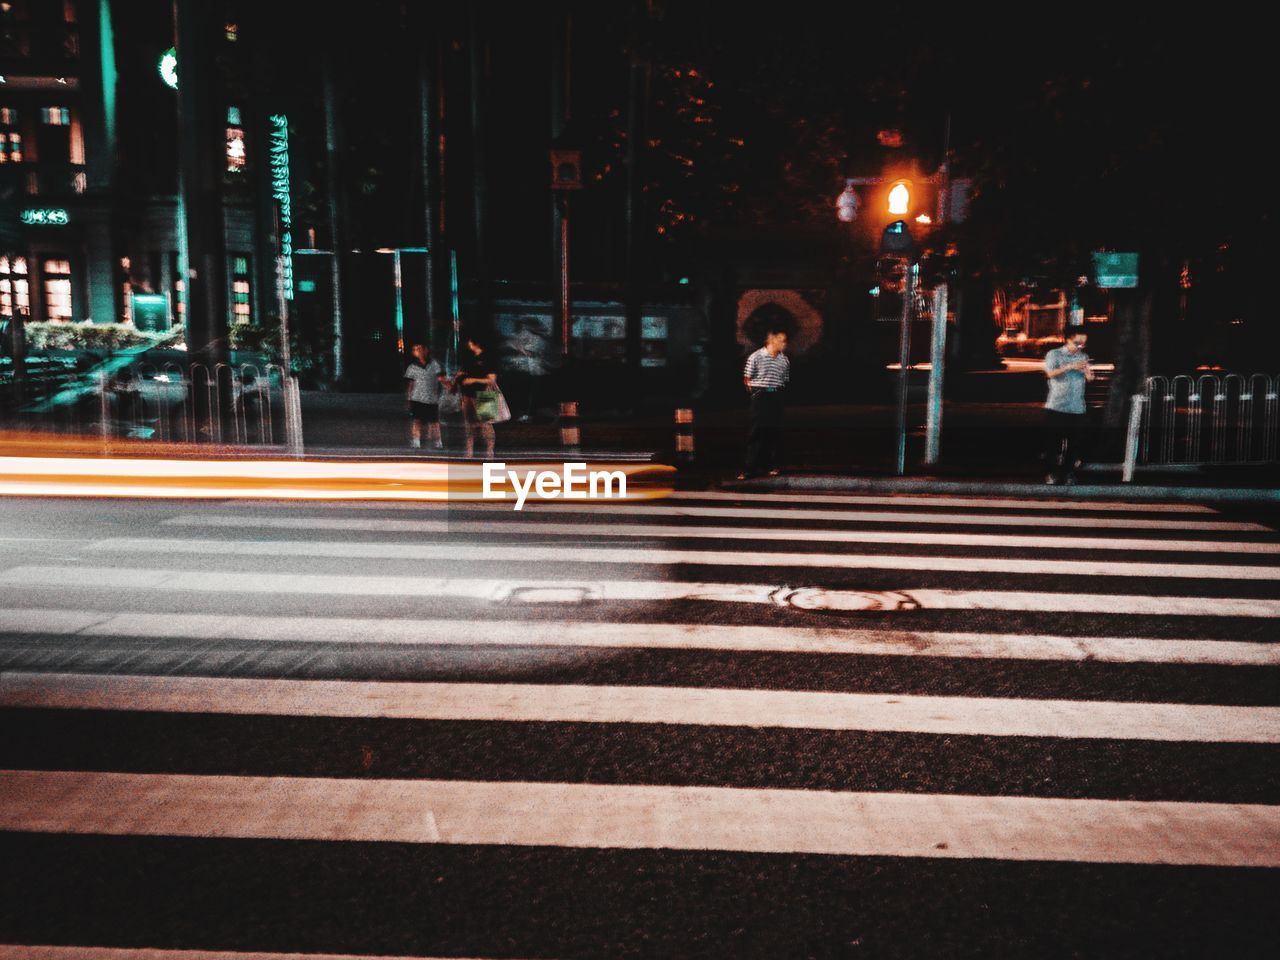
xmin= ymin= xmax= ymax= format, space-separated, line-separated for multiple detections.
xmin=529 ymin=504 xmax=1269 ymax=535
xmin=162 ymin=514 xmax=1280 ymax=555
xmin=319 ymin=501 xmax=1269 ymax=531
xmin=3 ymin=768 xmax=1277 ymax=866
xmin=6 ymin=673 xmax=1277 ymax=742
xmin=2 ymin=609 xmax=1276 ymax=666
xmin=666 ymin=490 xmax=1220 ymax=513
xmin=86 ymin=537 xmax=1280 ymax=581
xmin=6 ymin=566 xmax=1279 ymax=617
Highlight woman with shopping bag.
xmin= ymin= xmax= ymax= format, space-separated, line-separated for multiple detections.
xmin=454 ymin=336 xmax=509 ymax=459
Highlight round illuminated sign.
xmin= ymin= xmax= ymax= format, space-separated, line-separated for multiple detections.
xmin=159 ymin=47 xmax=178 ymax=90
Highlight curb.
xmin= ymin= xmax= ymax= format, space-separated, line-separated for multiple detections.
xmin=719 ymin=475 xmax=1280 ymax=504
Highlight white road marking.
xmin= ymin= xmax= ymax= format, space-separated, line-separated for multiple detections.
xmin=665 ymin=490 xmax=1219 ymax=513
xmin=161 ymin=514 xmax=1280 ymax=555
xmin=3 ymin=769 xmax=1278 ymax=866
xmin=86 ymin=538 xmax=1280 ymax=581
xmin=512 ymin=503 xmax=1268 ymax=531
xmin=2 ymin=609 xmax=1275 ymax=667
xmin=5 ymin=673 xmax=1277 ymax=743
xmin=251 ymin=499 xmax=1264 ymax=530
xmin=4 ymin=566 xmax=1279 ymax=617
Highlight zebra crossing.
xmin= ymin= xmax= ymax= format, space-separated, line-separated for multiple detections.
xmin=2 ymin=489 xmax=1278 ymax=957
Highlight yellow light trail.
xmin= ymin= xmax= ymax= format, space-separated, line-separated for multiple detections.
xmin=0 ymin=437 xmax=675 ymax=503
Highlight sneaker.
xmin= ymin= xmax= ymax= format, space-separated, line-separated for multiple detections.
xmin=766 ymin=469 xmax=781 ymax=477
xmin=1064 ymin=474 xmax=1077 ymax=486
xmin=1044 ymin=474 xmax=1059 ymax=485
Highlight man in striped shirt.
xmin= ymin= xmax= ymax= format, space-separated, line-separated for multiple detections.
xmin=738 ymin=328 xmax=790 ymax=479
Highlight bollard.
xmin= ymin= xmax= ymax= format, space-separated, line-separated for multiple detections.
xmin=675 ymin=407 xmax=695 ymax=464
xmin=559 ymin=401 xmax=580 ymax=450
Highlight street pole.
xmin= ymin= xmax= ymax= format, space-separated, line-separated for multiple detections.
xmin=174 ymin=0 xmax=229 ymax=366
xmin=322 ymin=47 xmax=346 ymax=383
xmin=895 ymin=259 xmax=917 ymax=475
xmin=276 ymin=253 xmax=303 ymax=457
xmin=559 ymin=197 xmax=570 ymax=356
xmin=393 ymin=248 xmax=404 ymax=354
xmin=924 ymin=283 xmax=948 ymax=465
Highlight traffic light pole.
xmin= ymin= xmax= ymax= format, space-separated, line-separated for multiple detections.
xmin=895 ymin=259 xmax=917 ymax=475
xmin=923 ymin=284 xmax=948 ymax=465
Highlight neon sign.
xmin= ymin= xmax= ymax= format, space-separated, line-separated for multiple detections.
xmin=20 ymin=208 xmax=70 ymax=226
xmin=269 ymin=114 xmax=293 ymax=300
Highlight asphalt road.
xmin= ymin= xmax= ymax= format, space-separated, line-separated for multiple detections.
xmin=2 ymin=489 xmax=1278 ymax=958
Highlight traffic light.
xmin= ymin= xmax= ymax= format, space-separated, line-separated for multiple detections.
xmin=887 ymin=180 xmax=911 ymax=216
xmin=879 ymin=219 xmax=915 ymax=256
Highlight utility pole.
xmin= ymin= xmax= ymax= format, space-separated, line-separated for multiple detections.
xmin=247 ymin=5 xmax=280 ymax=362
xmin=322 ymin=43 xmax=347 ymax=383
xmin=623 ymin=2 xmax=651 ymax=384
xmin=895 ymin=260 xmax=917 ymax=475
xmin=551 ymin=8 xmax=573 ymax=358
xmin=923 ymin=284 xmax=948 ymax=465
xmin=417 ymin=24 xmax=440 ymax=356
xmin=469 ymin=6 xmax=491 ymax=338
xmin=923 ymin=114 xmax=951 ymax=466
xmin=174 ymin=0 xmax=228 ymax=365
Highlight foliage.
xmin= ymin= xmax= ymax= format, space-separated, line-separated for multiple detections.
xmin=23 ymin=322 xmax=163 ymax=353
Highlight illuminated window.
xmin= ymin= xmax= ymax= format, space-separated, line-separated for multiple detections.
xmin=42 ymin=107 xmax=71 ymax=126
xmin=0 ymin=107 xmax=17 ymax=125
xmin=43 ymin=259 xmax=73 ymax=323
xmin=0 ymin=256 xmax=10 ymax=317
xmin=226 ymin=126 xmax=245 ymax=172
xmin=171 ymin=252 xmax=185 ymax=324
xmin=225 ymin=22 xmax=238 ymax=42
xmin=227 ymin=106 xmax=241 ymax=125
xmin=0 ymin=255 xmax=25 ymax=319
xmin=0 ymin=132 xmax=21 ymax=162
xmin=61 ymin=0 xmax=79 ymax=56
xmin=231 ymin=255 xmax=252 ymax=324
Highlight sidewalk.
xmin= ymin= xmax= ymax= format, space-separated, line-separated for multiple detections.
xmin=300 ymin=390 xmax=1280 ymax=502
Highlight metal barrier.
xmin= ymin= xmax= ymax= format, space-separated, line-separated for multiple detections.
xmin=5 ymin=359 xmax=303 ymax=451
xmin=1123 ymin=372 xmax=1280 ymax=479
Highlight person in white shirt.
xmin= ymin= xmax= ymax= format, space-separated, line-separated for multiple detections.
xmin=404 ymin=343 xmax=445 ymax=449
xmin=737 ymin=328 xmax=791 ymax=479
xmin=1042 ymin=330 xmax=1094 ymax=484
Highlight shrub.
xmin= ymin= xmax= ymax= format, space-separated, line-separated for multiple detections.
xmin=23 ymin=322 xmax=164 ymax=353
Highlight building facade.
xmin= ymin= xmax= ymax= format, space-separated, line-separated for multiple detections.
xmin=1 ymin=0 xmax=266 ymax=355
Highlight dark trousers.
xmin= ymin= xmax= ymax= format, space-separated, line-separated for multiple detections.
xmin=1044 ymin=409 xmax=1088 ymax=480
xmin=746 ymin=390 xmax=784 ymax=474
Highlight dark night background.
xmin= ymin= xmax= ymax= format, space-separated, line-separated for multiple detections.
xmin=85 ymin=3 xmax=1280 ymax=391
